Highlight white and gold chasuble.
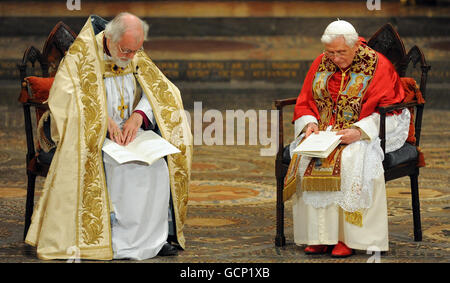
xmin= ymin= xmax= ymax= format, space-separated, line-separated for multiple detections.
xmin=25 ymin=17 xmax=193 ymax=260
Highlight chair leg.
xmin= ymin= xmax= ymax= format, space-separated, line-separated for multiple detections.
xmin=410 ymin=174 xmax=422 ymax=241
xmin=275 ymin=175 xmax=286 ymax=247
xmin=23 ymin=172 xmax=36 ymax=240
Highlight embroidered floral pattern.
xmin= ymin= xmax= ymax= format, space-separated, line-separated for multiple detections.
xmin=70 ymin=30 xmax=106 ymax=246
xmin=134 ymin=52 xmax=192 ymax=247
xmin=313 ymin=45 xmax=378 ymax=130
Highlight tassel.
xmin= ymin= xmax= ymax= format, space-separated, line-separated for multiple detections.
xmin=400 ymin=77 xmax=427 ymax=146
xmin=406 ymin=120 xmax=416 ymax=144
xmin=345 ymin=211 xmax=363 ymax=227
xmin=19 ymin=82 xmax=29 ymax=103
xmin=417 ymin=147 xmax=426 ymax=168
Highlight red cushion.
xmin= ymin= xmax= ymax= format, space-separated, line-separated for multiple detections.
xmin=25 ymin=76 xmax=55 ymax=103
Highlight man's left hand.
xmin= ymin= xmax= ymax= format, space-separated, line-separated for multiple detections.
xmin=122 ymin=112 xmax=143 ymax=146
xmin=337 ymin=128 xmax=361 ymax=144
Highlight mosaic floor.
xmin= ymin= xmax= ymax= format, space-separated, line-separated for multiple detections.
xmin=0 ymin=106 xmax=448 ymax=263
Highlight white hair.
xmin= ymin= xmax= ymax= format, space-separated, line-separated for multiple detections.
xmin=104 ymin=12 xmax=149 ymax=43
xmin=321 ymin=20 xmax=359 ymax=47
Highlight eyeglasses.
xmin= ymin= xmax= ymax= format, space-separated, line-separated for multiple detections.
xmin=118 ymin=44 xmax=144 ymax=55
xmin=323 ymin=49 xmax=348 ymax=58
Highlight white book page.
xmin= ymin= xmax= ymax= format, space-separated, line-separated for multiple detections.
xmin=103 ymin=139 xmax=145 ymax=164
xmin=293 ymin=131 xmax=342 ymax=153
xmin=102 ymin=131 xmax=181 ymax=165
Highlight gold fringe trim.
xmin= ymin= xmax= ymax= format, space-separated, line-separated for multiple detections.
xmin=344 ymin=211 xmax=363 ymax=227
xmin=283 ymin=177 xmax=297 ymax=202
xmin=283 ymin=153 xmax=300 ymax=202
xmin=301 ymin=176 xmax=341 ymax=192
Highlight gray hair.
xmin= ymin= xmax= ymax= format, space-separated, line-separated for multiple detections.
xmin=321 ymin=20 xmax=359 ymax=47
xmin=104 ymin=12 xmax=149 ymax=43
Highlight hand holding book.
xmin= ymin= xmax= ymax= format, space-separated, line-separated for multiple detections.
xmin=293 ymin=125 xmax=363 ymax=158
xmin=305 ymin=122 xmax=319 ymax=138
xmin=293 ymin=130 xmax=343 ymax=158
xmin=336 ymin=128 xmax=362 ymax=144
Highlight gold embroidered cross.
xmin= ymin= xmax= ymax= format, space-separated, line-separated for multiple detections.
xmin=117 ymin=96 xmax=128 ymax=119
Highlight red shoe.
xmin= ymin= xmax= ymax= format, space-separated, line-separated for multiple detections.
xmin=331 ymin=241 xmax=354 ymax=258
xmin=304 ymin=245 xmax=329 ymax=255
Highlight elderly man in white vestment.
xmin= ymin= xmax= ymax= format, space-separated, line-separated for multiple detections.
xmin=286 ymin=20 xmax=411 ymax=257
xmin=25 ymin=13 xmax=192 ymax=260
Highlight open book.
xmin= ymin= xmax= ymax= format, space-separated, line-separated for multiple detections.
xmin=102 ymin=130 xmax=181 ymax=166
xmin=292 ymin=130 xmax=342 ymax=158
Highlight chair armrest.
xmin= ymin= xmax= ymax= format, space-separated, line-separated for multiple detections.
xmin=378 ymin=101 xmax=423 ymax=115
xmin=273 ymin=98 xmax=297 ymax=110
xmin=25 ymin=99 xmax=50 ymax=111
xmin=273 ymin=97 xmax=297 ymax=175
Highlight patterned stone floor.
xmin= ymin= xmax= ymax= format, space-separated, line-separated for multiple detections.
xmin=0 ymin=105 xmax=448 ymax=263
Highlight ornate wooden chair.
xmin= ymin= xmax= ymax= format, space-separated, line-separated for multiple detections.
xmin=17 ymin=21 xmax=77 ymax=239
xmin=273 ymin=23 xmax=431 ymax=247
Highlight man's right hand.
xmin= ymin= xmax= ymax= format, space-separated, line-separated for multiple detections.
xmin=107 ymin=117 xmax=124 ymax=145
xmin=305 ymin=122 xmax=319 ymax=138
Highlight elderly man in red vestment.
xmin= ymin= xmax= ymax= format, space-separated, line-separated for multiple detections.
xmin=288 ymin=20 xmax=411 ymax=257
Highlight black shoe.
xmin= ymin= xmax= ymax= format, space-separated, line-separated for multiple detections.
xmin=157 ymin=243 xmax=178 ymax=256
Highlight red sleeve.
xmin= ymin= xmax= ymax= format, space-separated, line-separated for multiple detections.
xmin=133 ymin=110 xmax=151 ymax=130
xmin=292 ymin=55 xmax=324 ymax=123
xmin=359 ymin=52 xmax=405 ymax=120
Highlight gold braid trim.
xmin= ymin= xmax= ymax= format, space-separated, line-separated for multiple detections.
xmin=69 ymin=33 xmax=105 ymax=246
xmin=313 ymin=45 xmax=378 ymax=131
xmin=135 ymin=53 xmax=191 ymax=247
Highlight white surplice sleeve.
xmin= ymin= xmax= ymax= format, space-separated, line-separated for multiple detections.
xmin=352 ymin=108 xmax=410 ymax=153
xmin=290 ymin=115 xmax=318 ymax=157
xmin=294 ymin=115 xmax=318 ymax=138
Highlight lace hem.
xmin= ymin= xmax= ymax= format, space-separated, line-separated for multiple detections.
xmin=302 ymin=138 xmax=383 ymax=212
xmin=385 ymin=108 xmax=410 ymax=153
